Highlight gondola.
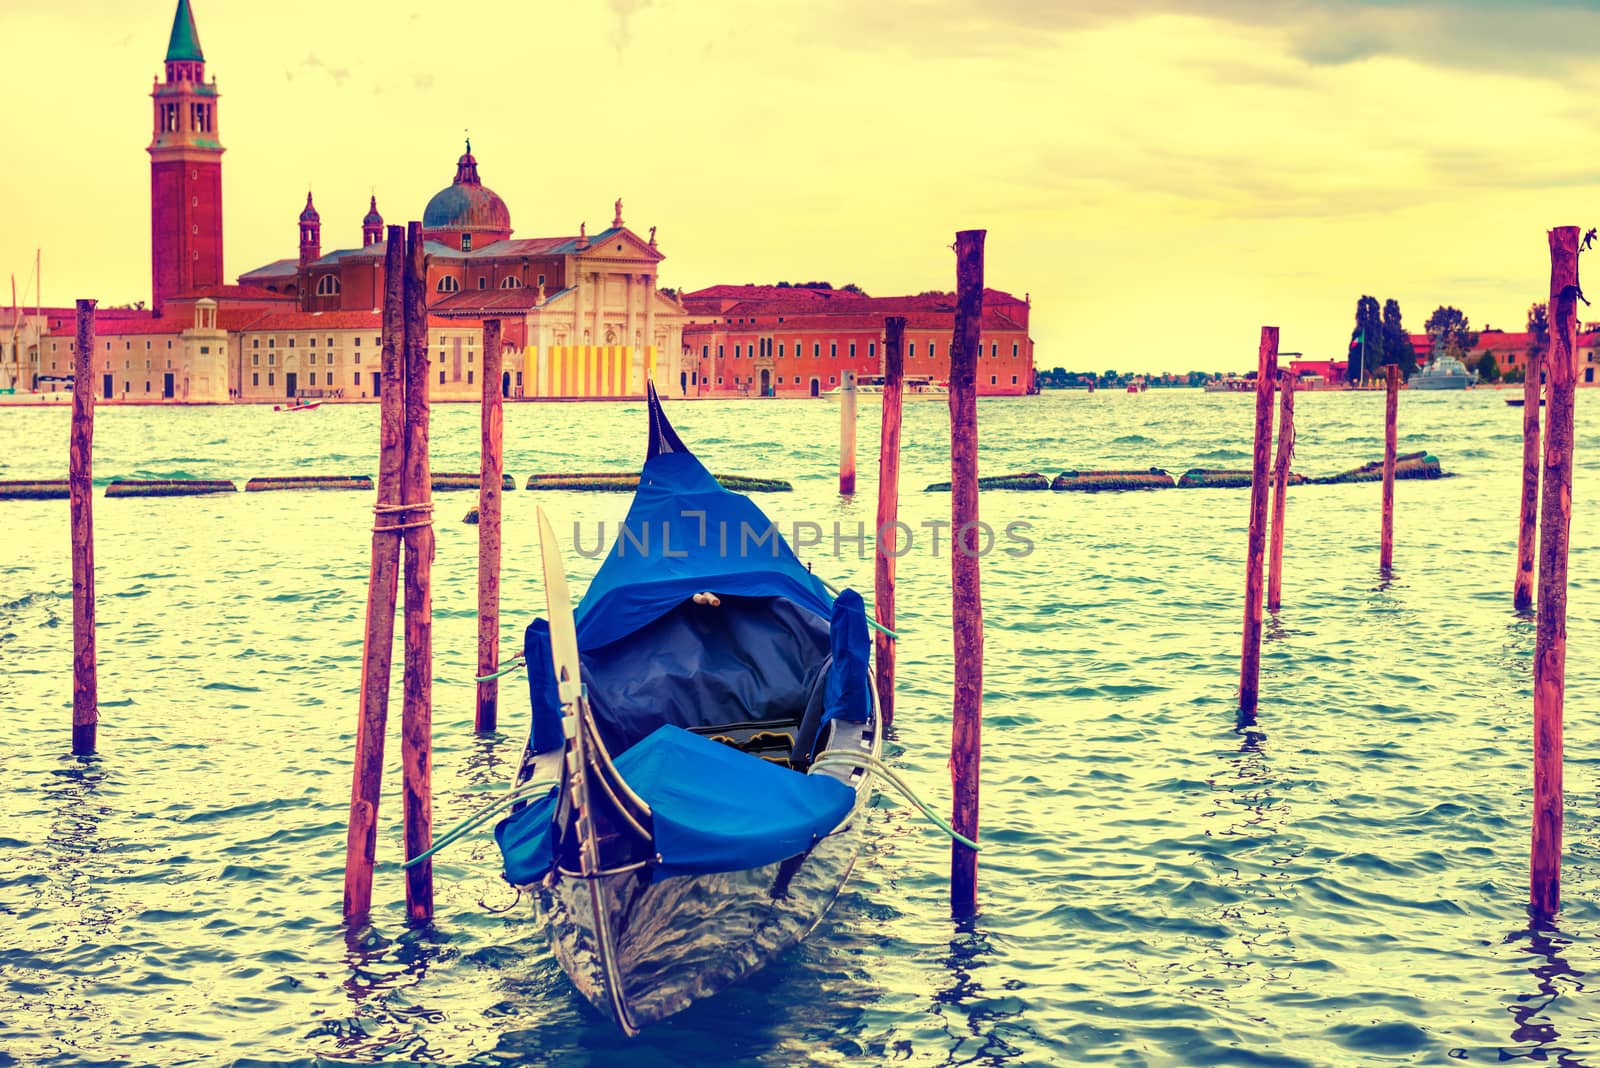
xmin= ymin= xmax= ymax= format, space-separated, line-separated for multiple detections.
xmin=495 ymin=384 xmax=881 ymax=1035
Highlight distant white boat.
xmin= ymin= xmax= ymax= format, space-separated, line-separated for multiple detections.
xmin=823 ymin=375 xmax=948 ymax=398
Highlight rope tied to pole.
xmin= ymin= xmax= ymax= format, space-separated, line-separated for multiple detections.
xmin=809 ymin=751 xmax=981 ymax=851
xmin=372 ymin=499 xmax=434 ymax=534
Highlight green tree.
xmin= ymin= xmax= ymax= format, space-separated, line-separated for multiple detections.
xmin=1380 ymin=299 xmax=1417 ymax=379
xmin=1527 ymin=301 xmax=1549 ymax=381
xmin=1349 ymin=295 xmax=1381 ymax=382
xmin=1425 ymin=306 xmax=1476 ymax=361
xmin=1475 ymin=352 xmax=1501 ymax=382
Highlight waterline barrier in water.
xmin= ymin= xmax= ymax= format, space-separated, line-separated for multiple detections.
xmin=105 ymin=479 xmax=237 ymax=498
xmin=433 ymin=471 xmax=517 ymax=492
xmin=924 ymin=472 xmax=1050 ymax=491
xmin=1313 ymin=452 xmax=1442 ymax=484
xmin=919 ymin=456 xmax=1448 ymax=492
xmin=0 ymin=479 xmax=69 ymax=500
xmin=1052 ymin=469 xmax=1175 ymax=492
xmin=526 ymin=471 xmax=793 ymax=492
xmin=245 ymin=475 xmax=373 ymax=492
xmin=1178 ymin=468 xmax=1308 ymax=489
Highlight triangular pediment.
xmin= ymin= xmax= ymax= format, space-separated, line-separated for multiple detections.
xmin=574 ymin=226 xmax=663 ymax=263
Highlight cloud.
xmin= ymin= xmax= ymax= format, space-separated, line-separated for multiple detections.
xmin=823 ymin=0 xmax=1600 ymax=77
xmin=609 ymin=0 xmax=651 ymax=54
xmin=286 ymin=52 xmax=351 ymax=86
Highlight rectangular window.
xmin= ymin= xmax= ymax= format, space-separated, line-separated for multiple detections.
xmin=353 ymin=373 xmax=360 ymax=386
xmin=439 ymin=370 xmax=445 ymax=385
xmin=125 ymin=341 xmax=131 ymax=350
xmin=869 ymin=343 xmax=876 ymax=357
xmin=309 ymin=372 xmax=317 ymax=386
xmin=289 ymin=338 xmax=295 ymax=347
xmin=830 ymin=342 xmax=837 ymax=357
xmin=327 ymin=337 xmax=334 ymax=347
xmin=849 ymin=342 xmax=856 ymax=358
xmin=252 ymin=373 xmax=259 ymax=386
xmin=268 ymin=373 xmax=275 ymax=385
xmin=467 ymin=370 xmax=474 ymax=384
xmin=735 ymin=344 xmax=742 ymax=359
xmin=268 ymin=338 xmax=275 ymax=348
xmin=1012 ymin=343 xmax=1019 ymax=356
xmin=1011 ymin=375 xmax=1019 ymax=384
xmin=813 ymin=343 xmax=820 ymax=357
xmin=354 ymin=337 xmax=360 ymax=347
xmin=145 ymin=340 xmax=151 ymax=350
xmin=701 ymin=345 xmax=709 ymax=359
xmin=145 ymin=381 xmax=150 ymax=393
xmin=991 ymin=343 xmax=997 ymax=357
xmin=269 ymin=354 xmax=276 ymax=366
xmin=310 ymin=354 xmax=317 ymax=365
xmin=990 ymin=375 xmax=997 ymax=385
xmin=252 ymin=338 xmax=259 ymax=349
xmin=354 ymin=352 xmax=361 ymax=364
xmin=908 ymin=342 xmax=916 ymax=356
xmin=778 ymin=343 xmax=785 ymax=357
xmin=167 ymin=340 xmax=173 ymax=350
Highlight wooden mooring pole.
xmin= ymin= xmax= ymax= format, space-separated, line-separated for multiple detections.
xmin=1266 ymin=370 xmax=1295 ymax=613
xmin=400 ymin=222 xmax=436 ymax=924
xmin=949 ymin=230 xmax=985 ymax=916
xmin=840 ymin=370 xmax=858 ymax=494
xmin=70 ymin=299 xmax=97 ymax=756
xmin=475 ymin=319 xmax=504 ymax=733
xmin=1515 ymin=329 xmax=1545 ymax=611
xmin=342 ymin=226 xmax=407 ymax=925
xmin=1380 ymin=364 xmax=1399 ymax=572
xmin=1531 ymin=224 xmax=1580 ymax=919
xmin=874 ymin=317 xmax=906 ymax=727
xmin=1239 ymin=327 xmax=1278 ymax=718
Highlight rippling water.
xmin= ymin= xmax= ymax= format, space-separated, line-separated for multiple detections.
xmin=3 ymin=388 xmax=1600 ymax=1067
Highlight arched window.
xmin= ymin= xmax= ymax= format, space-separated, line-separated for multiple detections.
xmin=436 ymin=276 xmax=460 ymax=294
xmin=315 ymin=275 xmax=341 ymax=297
xmin=499 ymin=276 xmax=524 ymax=289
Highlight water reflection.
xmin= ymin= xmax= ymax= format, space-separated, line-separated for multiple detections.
xmin=930 ymin=920 xmax=1030 ymax=1066
xmin=322 ymin=923 xmax=454 ymax=1060
xmin=1500 ymin=920 xmax=1593 ymax=1067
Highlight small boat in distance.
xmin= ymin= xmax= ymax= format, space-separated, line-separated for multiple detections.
xmin=1204 ymin=376 xmax=1253 ymax=393
xmin=1410 ymin=355 xmax=1477 ymax=390
xmin=822 ymin=374 xmax=947 ymax=397
xmin=1506 ymin=398 xmax=1545 ymax=407
xmin=273 ymin=400 xmax=321 ymax=412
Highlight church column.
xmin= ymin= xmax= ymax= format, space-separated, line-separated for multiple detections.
xmin=570 ymin=272 xmax=584 ymax=399
xmin=623 ymin=274 xmax=637 ymax=393
xmin=643 ymin=272 xmax=656 ymax=392
xmin=592 ymin=271 xmax=604 ymax=364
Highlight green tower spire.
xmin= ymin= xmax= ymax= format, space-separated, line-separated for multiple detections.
xmin=165 ymin=0 xmax=204 ymax=63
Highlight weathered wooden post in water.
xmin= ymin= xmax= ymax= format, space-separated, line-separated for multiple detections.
xmin=1380 ymin=364 xmax=1400 ymax=572
xmin=1266 ymin=370 xmax=1295 ymax=613
xmin=874 ymin=317 xmax=906 ymax=726
xmin=476 ymin=319 xmax=504 ymax=732
xmin=949 ymin=230 xmax=985 ymax=915
xmin=343 ymin=227 xmax=408 ymax=925
xmin=70 ymin=299 xmax=97 ymax=755
xmin=1238 ymin=327 xmax=1278 ymax=718
xmin=1515 ymin=327 xmax=1546 ymax=611
xmin=840 ymin=370 xmax=858 ymax=494
xmin=400 ymin=222 xmax=437 ymax=924
xmin=1531 ymin=225 xmax=1581 ymax=918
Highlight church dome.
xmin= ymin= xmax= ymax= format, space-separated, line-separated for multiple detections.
xmin=422 ymin=141 xmax=510 ymax=238
xmin=362 ymin=195 xmax=382 ymax=228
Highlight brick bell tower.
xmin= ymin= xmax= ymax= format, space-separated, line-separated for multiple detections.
xmin=149 ymin=0 xmax=223 ymax=311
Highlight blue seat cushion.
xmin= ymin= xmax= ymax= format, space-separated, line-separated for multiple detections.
xmin=496 ymin=724 xmax=856 ymax=885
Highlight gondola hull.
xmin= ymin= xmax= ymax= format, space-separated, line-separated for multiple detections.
xmin=526 ymin=712 xmax=880 ymax=1033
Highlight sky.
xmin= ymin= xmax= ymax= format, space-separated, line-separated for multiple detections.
xmin=2 ymin=0 xmax=1598 ymax=373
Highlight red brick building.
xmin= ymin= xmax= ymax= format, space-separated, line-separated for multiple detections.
xmin=680 ymin=286 xmax=1035 ymax=397
xmin=148 ymin=0 xmax=224 ymax=312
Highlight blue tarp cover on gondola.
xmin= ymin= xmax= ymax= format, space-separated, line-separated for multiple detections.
xmin=495 ymin=724 xmax=856 ymax=884
xmin=573 ymin=449 xmax=834 ymax=651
